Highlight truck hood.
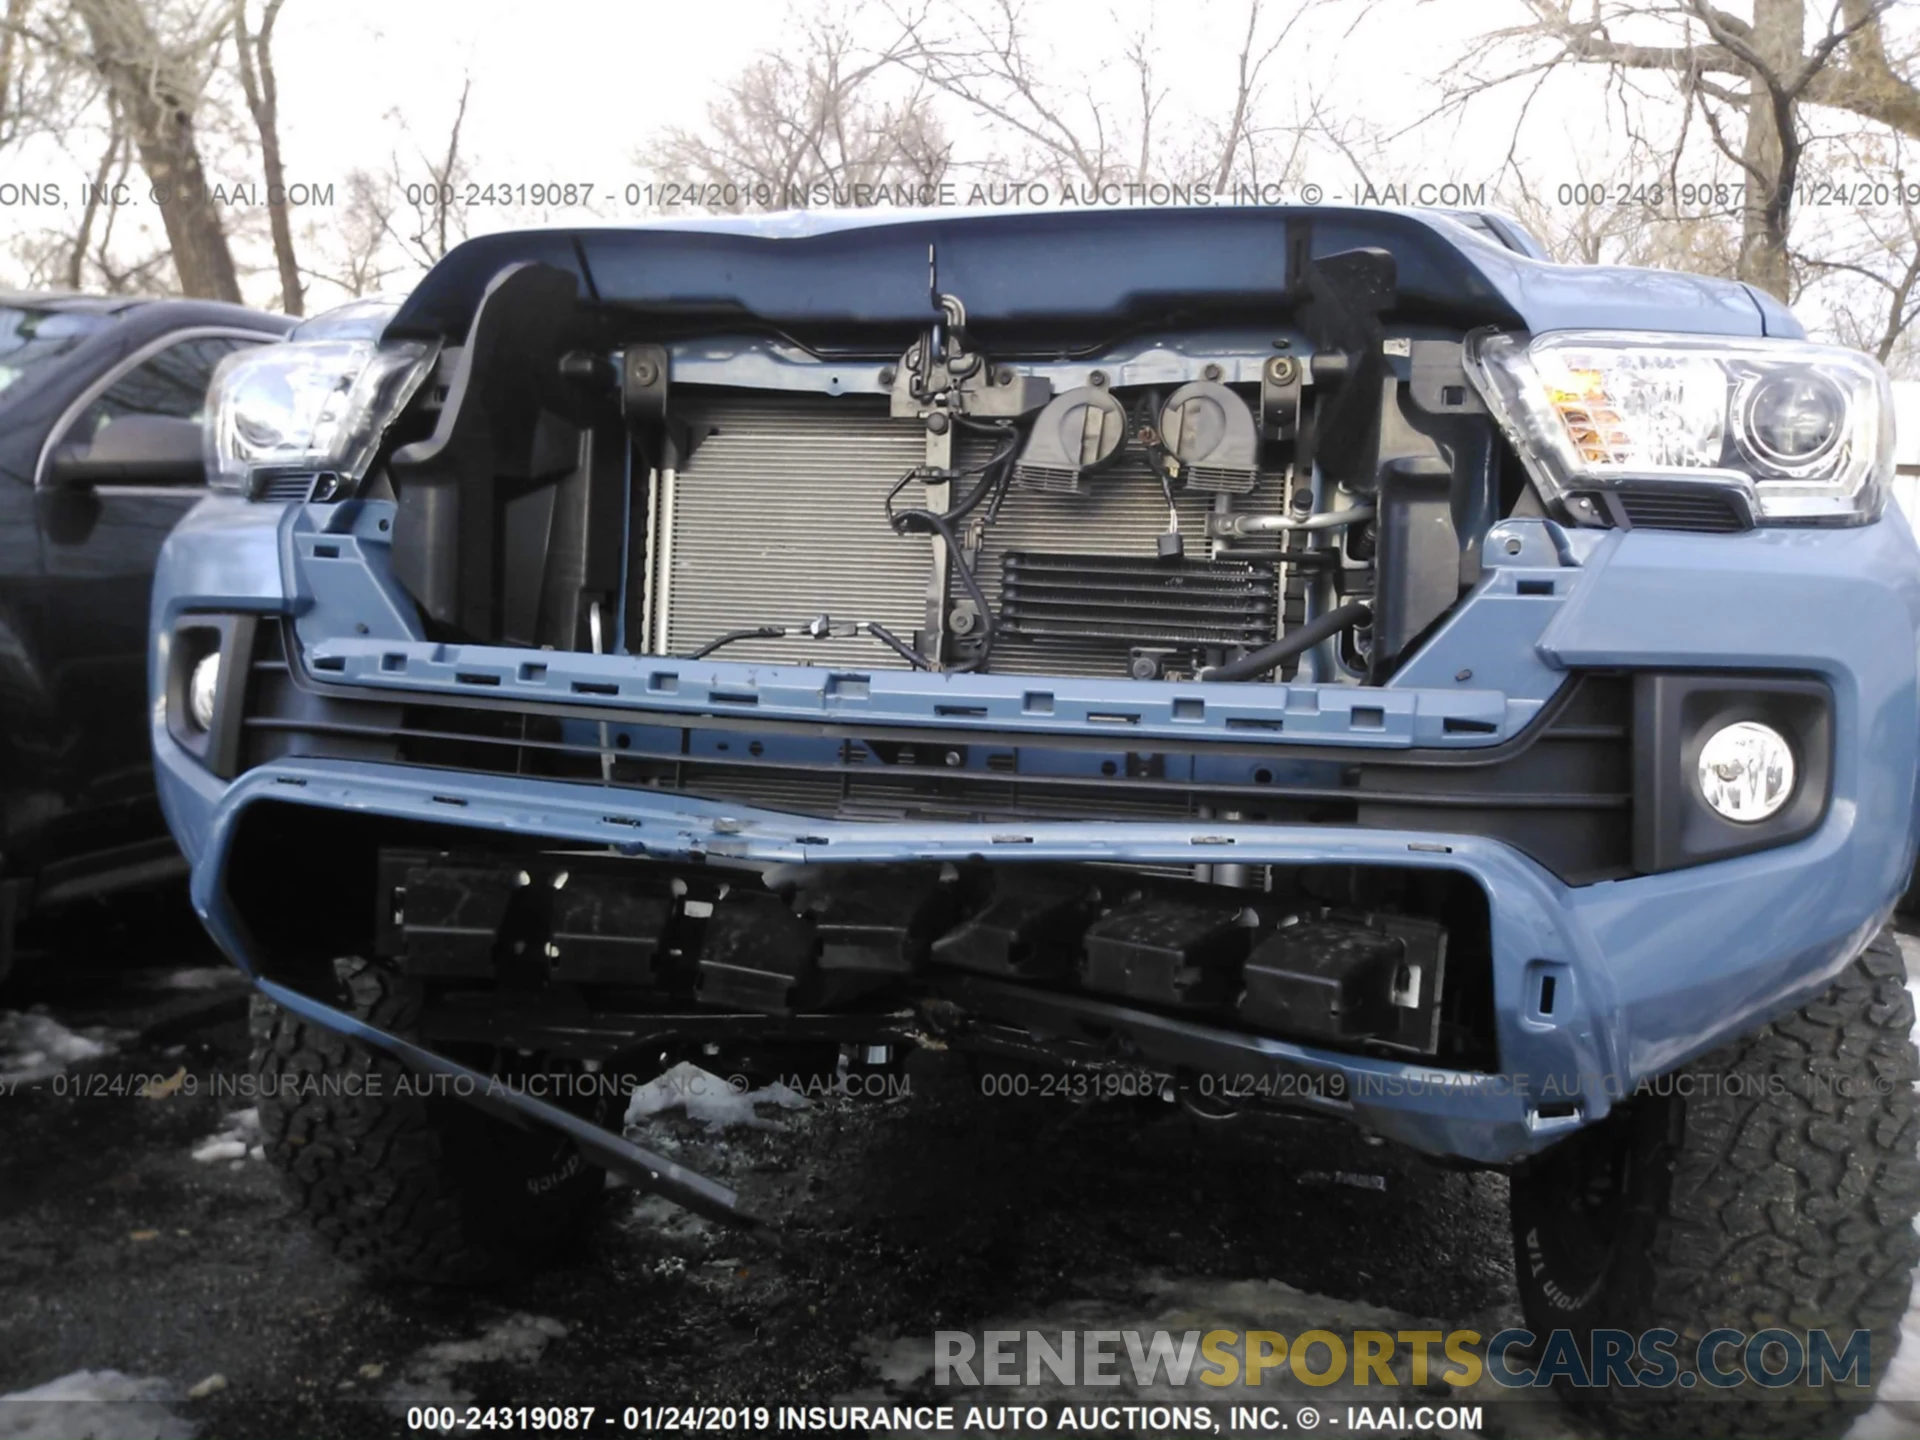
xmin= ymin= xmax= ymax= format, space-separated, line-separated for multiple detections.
xmin=387 ymin=206 xmax=1782 ymax=346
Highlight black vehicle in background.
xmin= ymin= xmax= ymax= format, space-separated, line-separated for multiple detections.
xmin=0 ymin=294 xmax=292 ymax=979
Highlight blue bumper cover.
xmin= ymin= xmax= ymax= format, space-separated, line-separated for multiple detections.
xmin=151 ymin=496 xmax=1920 ymax=1171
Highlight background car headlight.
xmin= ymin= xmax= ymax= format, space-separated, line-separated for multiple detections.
xmin=1696 ymin=720 xmax=1795 ymax=822
xmin=1465 ymin=330 xmax=1894 ymax=525
xmin=205 ymin=336 xmax=433 ymax=497
xmin=187 ymin=652 xmax=221 ymax=731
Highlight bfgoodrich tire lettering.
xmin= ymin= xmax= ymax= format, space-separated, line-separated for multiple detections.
xmin=1508 ymin=927 xmax=1920 ymax=1437
xmin=250 ymin=956 xmax=605 ymax=1285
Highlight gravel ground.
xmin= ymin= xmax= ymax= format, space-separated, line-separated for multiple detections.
xmin=0 ymin=916 xmax=1916 ymax=1440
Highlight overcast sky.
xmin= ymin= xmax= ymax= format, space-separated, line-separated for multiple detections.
xmin=262 ymin=0 xmax=1530 ymax=198
xmin=2 ymin=0 xmax=1914 ymax=373
xmin=0 ymin=0 xmax=1633 ymax=301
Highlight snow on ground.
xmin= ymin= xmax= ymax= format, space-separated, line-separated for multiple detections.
xmin=1900 ymin=932 xmax=1920 ymax=1029
xmin=189 ymin=1108 xmax=262 ymax=1166
xmin=1846 ymin=931 xmax=1920 ymax=1437
xmin=623 ymin=1061 xmax=809 ymax=1133
xmin=845 ymin=1272 xmax=1585 ymax=1440
xmin=135 ymin=967 xmax=244 ymax=992
xmin=0 ymin=1011 xmax=122 ymax=1086
xmin=1851 ymin=1288 xmax=1920 ymax=1437
xmin=0 ymin=1370 xmax=192 ymax=1440
xmin=619 ymin=1191 xmax=714 ymax=1242
xmin=846 ymin=934 xmax=1920 ymax=1440
xmin=383 ymin=1315 xmax=568 ymax=1411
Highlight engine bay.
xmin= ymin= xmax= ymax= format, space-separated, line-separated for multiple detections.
xmin=378 ymin=247 xmax=1508 ymax=689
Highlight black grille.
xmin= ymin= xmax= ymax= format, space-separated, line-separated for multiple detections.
xmin=1607 ymin=485 xmax=1751 ymax=534
xmin=254 ymin=473 xmax=318 ymax=503
xmin=238 ymin=624 xmax=1635 ymax=884
xmin=999 ymin=552 xmax=1278 ymax=648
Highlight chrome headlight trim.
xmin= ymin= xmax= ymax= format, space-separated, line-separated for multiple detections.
xmin=204 ymin=337 xmax=434 ymax=498
xmin=1464 ymin=328 xmax=1894 ymax=527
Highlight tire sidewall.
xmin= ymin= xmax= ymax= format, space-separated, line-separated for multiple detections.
xmin=249 ymin=967 xmax=607 ymax=1284
xmin=1506 ymin=933 xmax=1920 ymax=1436
xmin=1510 ymin=1097 xmax=1670 ymax=1339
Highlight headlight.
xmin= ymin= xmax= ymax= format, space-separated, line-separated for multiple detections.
xmin=205 ymin=337 xmax=433 ymax=497
xmin=187 ymin=651 xmax=221 ymax=731
xmin=1465 ymin=330 xmax=1894 ymax=525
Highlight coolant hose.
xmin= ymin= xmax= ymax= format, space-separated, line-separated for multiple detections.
xmin=1200 ymin=602 xmax=1372 ymax=683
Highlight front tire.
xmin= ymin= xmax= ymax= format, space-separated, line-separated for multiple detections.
xmin=251 ymin=956 xmax=605 ymax=1285
xmin=1508 ymin=928 xmax=1920 ymax=1437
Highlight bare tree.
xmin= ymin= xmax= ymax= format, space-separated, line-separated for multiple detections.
xmin=232 ymin=0 xmax=300 ymax=313
xmin=0 ymin=0 xmax=27 ymax=136
xmin=1806 ymin=223 xmax=1920 ymax=369
xmin=81 ymin=148 xmax=170 ymax=296
xmin=886 ymin=0 xmax=1310 ymax=192
xmin=301 ymin=167 xmax=401 ymax=298
xmin=0 ymin=2 xmax=111 ymax=154
xmin=69 ymin=0 xmax=241 ymax=300
xmin=1504 ymin=163 xmax=1744 ymax=274
xmin=268 ymin=84 xmax=470 ymax=308
xmin=640 ymin=17 xmax=950 ymax=208
xmin=888 ymin=0 xmax=1122 ymax=187
xmin=1793 ymin=129 xmax=1920 ymax=372
xmin=1206 ymin=0 xmax=1301 ymax=187
xmin=4 ymin=0 xmax=376 ymax=307
xmin=65 ymin=91 xmax=120 ymax=287
xmin=1451 ymin=1 xmax=1920 ymax=299
xmin=10 ymin=125 xmax=165 ymax=297
xmin=383 ymin=75 xmax=473 ymax=267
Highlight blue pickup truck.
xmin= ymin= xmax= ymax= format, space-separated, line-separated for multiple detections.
xmin=151 ymin=208 xmax=1918 ymax=1435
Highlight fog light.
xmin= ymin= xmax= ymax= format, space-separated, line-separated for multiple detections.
xmin=1697 ymin=721 xmax=1794 ymax=822
xmin=188 ymin=652 xmax=221 ymax=731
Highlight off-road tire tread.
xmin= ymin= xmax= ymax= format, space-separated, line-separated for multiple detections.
xmin=1518 ymin=928 xmax=1920 ymax=1437
xmin=251 ymin=957 xmax=603 ymax=1285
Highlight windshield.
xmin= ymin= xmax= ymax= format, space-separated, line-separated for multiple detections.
xmin=0 ymin=306 xmax=113 ymax=401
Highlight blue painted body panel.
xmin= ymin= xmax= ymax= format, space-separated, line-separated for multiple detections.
xmin=147 ymin=205 xmax=1916 ymax=1169
xmin=150 ymin=490 xmax=1920 ymax=1165
xmin=383 ymin=207 xmax=1774 ymax=342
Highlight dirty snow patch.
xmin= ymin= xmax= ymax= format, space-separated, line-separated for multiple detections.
xmin=0 ymin=1011 xmax=120 ymax=1085
xmin=623 ymin=1061 xmax=809 ymax=1133
xmin=621 ymin=1191 xmax=713 ymax=1242
xmin=385 ymin=1315 xmax=567 ymax=1411
xmin=190 ymin=1108 xmax=262 ymax=1164
xmin=1894 ymin=931 xmax=1920 ymax=1022
xmin=0 ymin=1370 xmax=192 ymax=1440
xmin=1849 ymin=1215 xmax=1920 ymax=1436
xmin=1841 ymin=928 xmax=1920 ymax=1436
xmin=141 ymin=967 xmax=243 ymax=991
xmin=846 ymin=1273 xmax=1588 ymax=1438
xmin=1896 ymin=933 xmax=1920 ymax=1000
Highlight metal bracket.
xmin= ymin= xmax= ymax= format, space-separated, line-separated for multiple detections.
xmin=1259 ymin=353 xmax=1303 ymax=440
xmin=257 ymin=976 xmax=761 ymax=1230
xmin=621 ymin=344 xmax=670 ymax=423
xmin=921 ymin=414 xmax=954 ymax=663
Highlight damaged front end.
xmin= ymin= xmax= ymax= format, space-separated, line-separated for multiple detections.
xmin=154 ymin=207 xmax=1917 ymax=1226
xmin=379 ymin=234 xmax=1498 ymax=688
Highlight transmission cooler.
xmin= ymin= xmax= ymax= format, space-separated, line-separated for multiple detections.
xmin=648 ymin=395 xmax=1287 ymax=679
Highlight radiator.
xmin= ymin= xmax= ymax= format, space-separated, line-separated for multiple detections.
xmin=652 ymin=394 xmax=1285 ymax=676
